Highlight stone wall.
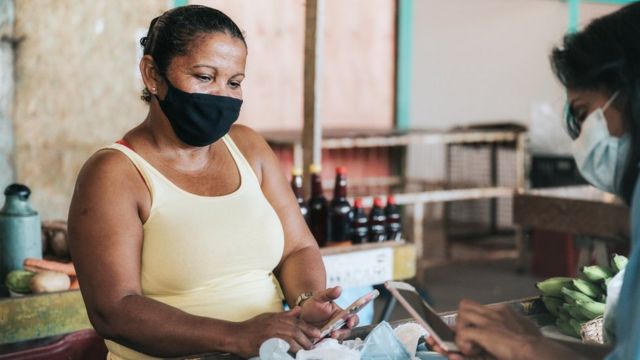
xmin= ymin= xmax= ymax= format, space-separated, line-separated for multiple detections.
xmin=12 ymin=1 xmax=167 ymax=219
xmin=0 ymin=0 xmax=15 ymax=196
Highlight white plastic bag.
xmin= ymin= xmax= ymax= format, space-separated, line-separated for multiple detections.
xmin=257 ymin=321 xmax=424 ymax=359
xmin=359 ymin=321 xmax=412 ymax=359
xmin=296 ymin=338 xmax=360 ymax=360
xmin=393 ymin=322 xmax=428 ymax=357
xmin=256 ymin=338 xmax=294 ymax=360
xmin=604 ymin=268 xmax=625 ymax=342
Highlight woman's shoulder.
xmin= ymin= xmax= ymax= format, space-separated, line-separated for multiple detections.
xmin=75 ymin=147 xmax=145 ymax=196
xmin=227 ymin=124 xmax=273 ymax=182
xmin=228 ymin=124 xmax=267 ymax=146
xmin=228 ymin=124 xmax=271 ymax=158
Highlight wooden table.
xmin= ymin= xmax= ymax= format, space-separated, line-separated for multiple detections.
xmin=0 ymin=242 xmax=415 ymax=347
xmin=513 ymin=185 xmax=630 ymax=269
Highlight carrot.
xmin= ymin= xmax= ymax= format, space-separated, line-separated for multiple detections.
xmin=69 ymin=276 xmax=80 ymax=290
xmin=23 ymin=265 xmax=44 ymax=273
xmin=23 ymin=258 xmax=76 ymax=277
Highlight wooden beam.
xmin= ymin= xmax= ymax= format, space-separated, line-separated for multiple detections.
xmin=302 ymin=0 xmax=323 ymax=189
xmin=395 ymin=0 xmax=414 ymax=130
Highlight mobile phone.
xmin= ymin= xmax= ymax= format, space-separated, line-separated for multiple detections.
xmin=384 ymin=281 xmax=460 ymax=353
xmin=314 ymin=289 xmax=380 ymax=343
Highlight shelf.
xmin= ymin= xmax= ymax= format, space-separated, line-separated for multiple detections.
xmin=263 ymin=127 xmax=525 ymax=149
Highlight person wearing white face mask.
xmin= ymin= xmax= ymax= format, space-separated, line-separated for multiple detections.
xmin=571 ymin=91 xmax=629 ymax=195
xmin=427 ymin=3 xmax=640 ymax=360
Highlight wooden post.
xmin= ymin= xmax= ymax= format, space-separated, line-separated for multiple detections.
xmin=302 ymin=0 xmax=323 ymax=192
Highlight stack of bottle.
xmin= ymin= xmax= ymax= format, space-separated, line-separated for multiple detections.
xmin=290 ymin=165 xmax=402 ymax=247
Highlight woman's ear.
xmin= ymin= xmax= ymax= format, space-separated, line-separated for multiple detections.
xmin=140 ymin=55 xmax=161 ymax=96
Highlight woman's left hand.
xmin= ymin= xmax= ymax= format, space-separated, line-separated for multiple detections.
xmin=299 ymin=286 xmax=359 ymax=340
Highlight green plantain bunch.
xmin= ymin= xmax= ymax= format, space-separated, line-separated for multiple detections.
xmin=535 ymin=254 xmax=628 ymax=339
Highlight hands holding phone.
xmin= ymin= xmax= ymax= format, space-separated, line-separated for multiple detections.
xmin=234 ymin=286 xmax=359 ymax=357
xmin=235 ymin=306 xmax=321 ymax=358
xmin=300 ymin=286 xmax=360 ymax=341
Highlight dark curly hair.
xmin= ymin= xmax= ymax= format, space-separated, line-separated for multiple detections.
xmin=551 ymin=2 xmax=640 ymax=203
xmin=139 ymin=5 xmax=246 ymax=102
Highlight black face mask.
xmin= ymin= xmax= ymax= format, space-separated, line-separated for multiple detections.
xmin=155 ymin=79 xmax=243 ymax=147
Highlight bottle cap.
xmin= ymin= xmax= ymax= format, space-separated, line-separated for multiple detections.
xmin=4 ymin=183 xmax=31 ymax=200
xmin=387 ymin=195 xmax=396 ymax=205
xmin=309 ymin=163 xmax=322 ymax=174
xmin=336 ymin=166 xmax=347 ymax=175
xmin=291 ymin=167 xmax=303 ymax=176
xmin=373 ymin=197 xmax=384 ymax=207
xmin=354 ymin=197 xmax=363 ymax=208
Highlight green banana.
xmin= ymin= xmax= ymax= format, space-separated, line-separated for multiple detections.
xmin=558 ymin=306 xmax=571 ymax=321
xmin=569 ymin=318 xmax=584 ymax=338
xmin=542 ymin=296 xmax=564 ymax=316
xmin=611 ymin=254 xmax=628 ymax=273
xmin=562 ymin=303 xmax=590 ymax=321
xmin=575 ymin=300 xmax=605 ymax=320
xmin=536 ymin=277 xmax=574 ymax=297
xmin=562 ymin=286 xmax=594 ymax=304
xmin=572 ymin=279 xmax=603 ymax=299
xmin=582 ymin=265 xmax=613 ymax=282
xmin=556 ymin=318 xmax=580 ymax=338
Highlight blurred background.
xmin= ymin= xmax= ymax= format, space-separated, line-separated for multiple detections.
xmin=0 ymin=0 xmax=622 ymax=221
xmin=1 ymin=1 xmax=637 ymax=356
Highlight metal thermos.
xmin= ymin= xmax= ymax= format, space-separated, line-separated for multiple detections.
xmin=0 ymin=184 xmax=42 ymax=287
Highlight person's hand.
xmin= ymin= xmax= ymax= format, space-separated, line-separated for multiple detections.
xmin=299 ymin=286 xmax=359 ymax=340
xmin=233 ymin=306 xmax=321 ymax=358
xmin=448 ymin=299 xmax=543 ymax=360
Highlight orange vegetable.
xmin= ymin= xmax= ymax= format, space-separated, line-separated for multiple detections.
xmin=23 ymin=258 xmax=76 ymax=277
xmin=69 ymin=276 xmax=80 ymax=289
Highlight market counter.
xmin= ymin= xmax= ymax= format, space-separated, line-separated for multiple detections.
xmin=2 ymin=295 xmax=610 ymax=360
xmin=0 ymin=241 xmax=416 ymax=348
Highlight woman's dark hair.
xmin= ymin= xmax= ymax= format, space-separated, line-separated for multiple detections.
xmin=139 ymin=5 xmax=246 ymax=102
xmin=551 ymin=2 xmax=640 ymax=203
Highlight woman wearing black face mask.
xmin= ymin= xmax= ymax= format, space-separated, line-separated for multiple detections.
xmin=67 ymin=6 xmax=356 ymax=360
xmin=428 ymin=3 xmax=640 ymax=360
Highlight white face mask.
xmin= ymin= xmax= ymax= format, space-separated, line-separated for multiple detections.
xmin=571 ymin=91 xmax=629 ymax=194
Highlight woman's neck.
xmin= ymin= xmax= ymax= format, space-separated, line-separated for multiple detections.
xmin=140 ymin=102 xmax=217 ymax=172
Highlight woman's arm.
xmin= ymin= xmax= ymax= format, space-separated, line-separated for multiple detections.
xmin=440 ymin=299 xmax=611 ymax=360
xmin=230 ymin=126 xmax=357 ymax=334
xmin=68 ymin=149 xmax=318 ymax=358
xmin=229 ymin=125 xmax=326 ymax=304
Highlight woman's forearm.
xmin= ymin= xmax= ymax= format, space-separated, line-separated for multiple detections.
xmin=546 ymin=338 xmax=613 ymax=360
xmin=276 ymin=245 xmax=326 ymax=306
xmin=92 ymin=294 xmax=240 ymax=357
xmin=528 ymin=337 xmax=612 ymax=360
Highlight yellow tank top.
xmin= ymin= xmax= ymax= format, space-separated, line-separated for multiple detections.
xmin=101 ymin=135 xmax=285 ymax=360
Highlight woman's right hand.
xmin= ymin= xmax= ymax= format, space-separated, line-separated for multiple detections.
xmin=232 ymin=306 xmax=321 ymax=358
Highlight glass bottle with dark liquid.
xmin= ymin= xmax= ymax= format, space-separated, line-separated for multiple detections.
xmin=368 ymin=197 xmax=387 ymax=242
xmin=385 ymin=195 xmax=402 ymax=241
xmin=329 ymin=166 xmax=353 ymax=243
xmin=308 ymin=164 xmax=329 ymax=247
xmin=351 ymin=197 xmax=369 ymax=244
xmin=291 ymin=167 xmax=310 ymax=226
